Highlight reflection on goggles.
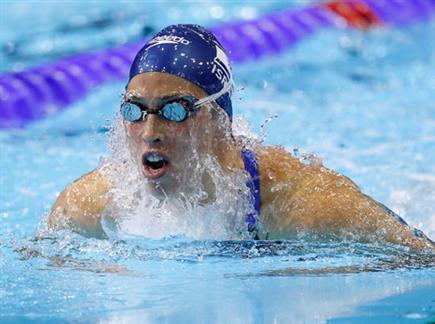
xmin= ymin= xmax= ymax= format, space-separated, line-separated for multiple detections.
xmin=121 ymin=81 xmax=233 ymax=123
xmin=121 ymin=96 xmax=199 ymax=122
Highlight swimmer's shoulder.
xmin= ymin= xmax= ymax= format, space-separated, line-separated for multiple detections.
xmin=47 ymin=167 xmax=112 ymax=238
xmin=255 ymin=145 xmax=363 ymax=232
xmin=256 ymin=144 xmax=359 ymax=198
xmin=256 ymin=144 xmax=357 ymax=186
xmin=255 ymin=146 xmax=434 ymax=250
xmin=255 ymin=145 xmax=307 ymax=229
xmin=256 ymin=145 xmax=303 ymax=186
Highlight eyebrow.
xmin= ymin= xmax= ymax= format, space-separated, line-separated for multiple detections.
xmin=124 ymin=93 xmax=192 ymax=105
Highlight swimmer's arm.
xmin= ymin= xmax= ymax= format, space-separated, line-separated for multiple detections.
xmin=270 ymin=167 xmax=433 ymax=250
xmin=47 ymin=170 xmax=110 ymax=239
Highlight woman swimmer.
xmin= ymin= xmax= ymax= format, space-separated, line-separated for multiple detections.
xmin=48 ymin=24 xmax=434 ymax=250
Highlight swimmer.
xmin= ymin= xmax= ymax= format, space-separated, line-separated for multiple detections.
xmin=48 ymin=24 xmax=434 ymax=250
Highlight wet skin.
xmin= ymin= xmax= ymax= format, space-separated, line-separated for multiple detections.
xmin=48 ymin=72 xmax=434 ymax=250
xmin=120 ymin=72 xmax=242 ymax=199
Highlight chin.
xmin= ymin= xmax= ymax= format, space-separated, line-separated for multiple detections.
xmin=145 ymin=182 xmax=167 ymax=200
xmin=143 ymin=173 xmax=179 ymax=200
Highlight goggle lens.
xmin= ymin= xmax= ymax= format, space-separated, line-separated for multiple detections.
xmin=121 ymin=80 xmax=232 ymax=123
xmin=120 ymin=102 xmax=143 ymax=122
xmin=120 ymin=98 xmax=196 ymax=123
xmin=161 ymin=102 xmax=188 ymax=122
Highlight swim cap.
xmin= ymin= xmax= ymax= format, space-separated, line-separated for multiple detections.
xmin=128 ymin=24 xmax=233 ymax=120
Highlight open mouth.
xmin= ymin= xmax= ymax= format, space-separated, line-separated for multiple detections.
xmin=142 ymin=152 xmax=170 ymax=180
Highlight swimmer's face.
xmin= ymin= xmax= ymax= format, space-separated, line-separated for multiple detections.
xmin=124 ymin=72 xmax=230 ymax=197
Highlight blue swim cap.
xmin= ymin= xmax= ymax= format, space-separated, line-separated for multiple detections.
xmin=129 ymin=24 xmax=233 ymax=120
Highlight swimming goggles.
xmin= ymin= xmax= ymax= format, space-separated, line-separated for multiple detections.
xmin=121 ymin=81 xmax=232 ymax=123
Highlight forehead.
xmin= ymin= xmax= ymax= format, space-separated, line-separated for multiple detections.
xmin=126 ymin=72 xmax=209 ymax=100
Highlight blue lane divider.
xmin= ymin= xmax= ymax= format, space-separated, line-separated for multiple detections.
xmin=0 ymin=0 xmax=433 ymax=128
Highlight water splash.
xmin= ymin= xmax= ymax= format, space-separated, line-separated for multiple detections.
xmin=259 ymin=113 xmax=278 ymax=144
xmin=99 ymin=114 xmax=256 ymax=240
xmin=13 ymin=233 xmax=435 ymax=276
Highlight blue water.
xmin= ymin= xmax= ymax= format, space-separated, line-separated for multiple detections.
xmin=1 ymin=1 xmax=435 ymax=322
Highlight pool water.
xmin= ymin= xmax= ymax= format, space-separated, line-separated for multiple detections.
xmin=1 ymin=1 xmax=435 ymax=322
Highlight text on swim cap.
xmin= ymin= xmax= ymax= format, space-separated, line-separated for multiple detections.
xmin=148 ymin=35 xmax=191 ymax=46
xmin=211 ymin=46 xmax=231 ymax=85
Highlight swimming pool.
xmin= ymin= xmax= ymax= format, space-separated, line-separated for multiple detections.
xmin=1 ymin=1 xmax=435 ymax=322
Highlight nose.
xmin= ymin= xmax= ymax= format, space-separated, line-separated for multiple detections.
xmin=141 ymin=114 xmax=165 ymax=144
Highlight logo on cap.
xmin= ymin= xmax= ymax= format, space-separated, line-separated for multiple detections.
xmin=147 ymin=35 xmax=191 ymax=49
xmin=211 ymin=46 xmax=231 ymax=85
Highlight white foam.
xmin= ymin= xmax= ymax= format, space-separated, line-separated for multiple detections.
xmin=388 ymin=175 xmax=435 ymax=240
xmin=100 ymin=115 xmax=254 ymax=240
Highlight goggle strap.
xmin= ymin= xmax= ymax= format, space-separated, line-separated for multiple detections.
xmin=193 ymin=80 xmax=233 ymax=108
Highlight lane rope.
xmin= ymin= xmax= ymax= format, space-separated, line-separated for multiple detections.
xmin=1 ymin=0 xmax=433 ymax=128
